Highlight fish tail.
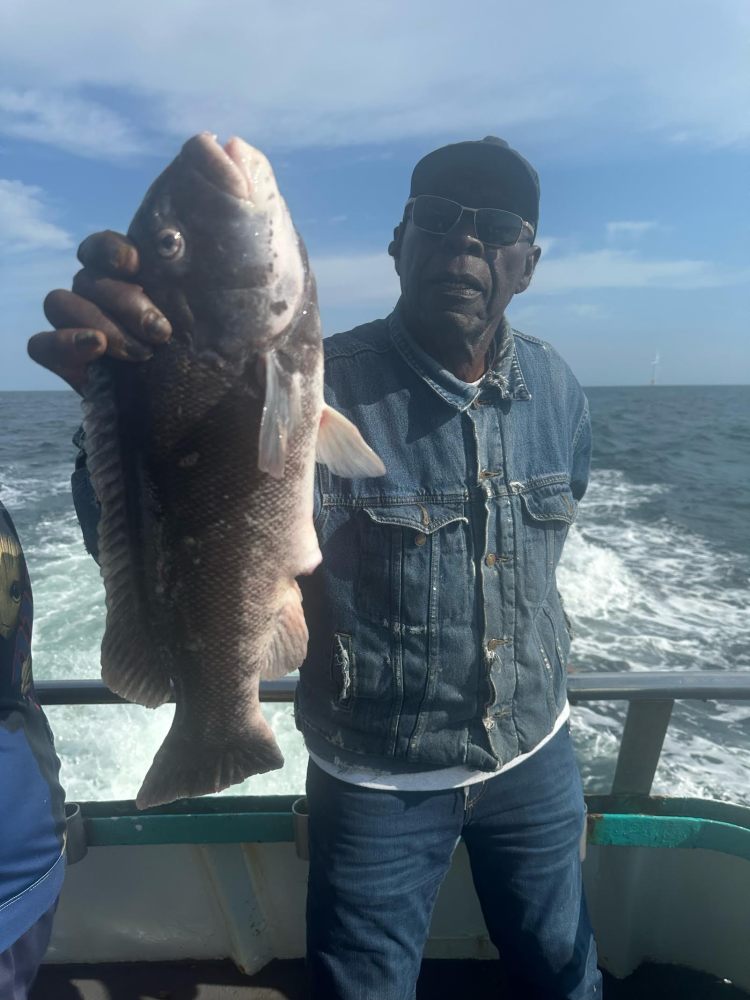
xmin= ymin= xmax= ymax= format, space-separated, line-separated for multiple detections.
xmin=135 ymin=709 xmax=284 ymax=810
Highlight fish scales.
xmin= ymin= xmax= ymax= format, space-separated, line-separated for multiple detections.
xmin=82 ymin=134 xmax=384 ymax=809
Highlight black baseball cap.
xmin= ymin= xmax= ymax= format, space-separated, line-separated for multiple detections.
xmin=410 ymin=136 xmax=540 ymax=236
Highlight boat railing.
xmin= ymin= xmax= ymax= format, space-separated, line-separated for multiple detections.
xmin=36 ymin=671 xmax=750 ymax=797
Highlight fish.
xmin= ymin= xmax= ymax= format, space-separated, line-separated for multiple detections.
xmin=82 ymin=133 xmax=384 ymax=809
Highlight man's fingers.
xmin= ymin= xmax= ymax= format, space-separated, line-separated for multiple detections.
xmin=77 ymin=230 xmax=140 ymax=278
xmin=30 ymin=230 xmax=158 ymax=393
xmin=43 ymin=290 xmax=154 ymax=362
xmin=72 ymin=271 xmax=172 ymax=346
xmin=27 ymin=329 xmax=107 ymax=394
xmin=43 ymin=288 xmax=115 ymax=335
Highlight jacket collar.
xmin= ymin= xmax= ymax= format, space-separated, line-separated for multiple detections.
xmin=388 ymin=303 xmax=531 ymax=411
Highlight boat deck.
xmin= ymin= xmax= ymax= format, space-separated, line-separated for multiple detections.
xmin=31 ymin=959 xmax=749 ymax=998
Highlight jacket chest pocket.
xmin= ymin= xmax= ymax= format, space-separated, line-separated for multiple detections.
xmin=356 ymin=502 xmax=469 ymax=627
xmin=518 ymin=484 xmax=577 ymax=606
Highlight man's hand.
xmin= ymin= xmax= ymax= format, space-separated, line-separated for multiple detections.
xmin=27 ymin=231 xmax=172 ymax=394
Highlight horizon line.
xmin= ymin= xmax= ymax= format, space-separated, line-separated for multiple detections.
xmin=1 ymin=383 xmax=749 ymax=393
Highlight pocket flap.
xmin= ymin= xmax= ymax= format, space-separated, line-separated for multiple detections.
xmin=520 ymin=484 xmax=577 ymax=524
xmin=362 ymin=502 xmax=467 ymax=535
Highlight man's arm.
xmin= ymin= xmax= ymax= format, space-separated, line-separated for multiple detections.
xmin=570 ymin=399 xmax=592 ymax=503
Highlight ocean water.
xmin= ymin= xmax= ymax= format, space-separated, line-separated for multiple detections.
xmin=1 ymin=386 xmax=748 ymax=804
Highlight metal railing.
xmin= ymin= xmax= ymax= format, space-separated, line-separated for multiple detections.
xmin=36 ymin=671 xmax=750 ymax=797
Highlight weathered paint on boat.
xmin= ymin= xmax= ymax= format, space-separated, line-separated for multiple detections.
xmin=38 ymin=672 xmax=750 ymax=991
xmin=47 ymin=794 xmax=750 ymax=990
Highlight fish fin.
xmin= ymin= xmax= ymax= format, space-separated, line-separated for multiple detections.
xmin=261 ymin=582 xmax=309 ymax=678
xmin=136 ymin=709 xmax=284 ymax=810
xmin=83 ymin=363 xmax=172 ymax=709
xmin=101 ymin=636 xmax=173 ymax=710
xmin=258 ymin=350 xmax=302 ymax=480
xmin=316 ymin=405 xmax=386 ymax=478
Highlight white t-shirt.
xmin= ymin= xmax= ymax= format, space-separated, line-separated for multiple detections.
xmin=308 ymin=702 xmax=570 ymax=791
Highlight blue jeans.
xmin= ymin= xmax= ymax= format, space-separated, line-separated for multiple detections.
xmin=305 ymin=725 xmax=601 ymax=1000
xmin=0 ymin=903 xmax=56 ymax=1000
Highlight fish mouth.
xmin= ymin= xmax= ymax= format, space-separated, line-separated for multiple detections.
xmin=181 ymin=132 xmax=269 ymax=202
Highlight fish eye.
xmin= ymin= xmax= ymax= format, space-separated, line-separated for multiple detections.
xmin=10 ymin=580 xmax=21 ymax=602
xmin=155 ymin=228 xmax=184 ymax=259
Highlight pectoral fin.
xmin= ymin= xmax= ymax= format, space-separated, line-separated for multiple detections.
xmin=258 ymin=350 xmax=302 ymax=479
xmin=260 ymin=582 xmax=309 ymax=678
xmin=316 ymin=405 xmax=386 ymax=478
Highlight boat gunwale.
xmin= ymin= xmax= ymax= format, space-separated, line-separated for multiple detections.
xmin=68 ymin=793 xmax=750 ymax=860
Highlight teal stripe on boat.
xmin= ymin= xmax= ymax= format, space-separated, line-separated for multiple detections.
xmin=587 ymin=813 xmax=750 ymax=860
xmin=81 ymin=795 xmax=298 ymax=846
xmin=74 ymin=795 xmax=750 ymax=856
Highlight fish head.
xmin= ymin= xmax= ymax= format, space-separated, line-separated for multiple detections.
xmin=127 ymin=133 xmax=309 ymax=365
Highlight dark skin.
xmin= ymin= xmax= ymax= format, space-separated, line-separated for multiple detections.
xmin=391 ymin=168 xmax=541 ymax=382
xmin=27 ymin=231 xmax=173 ymax=394
xmin=27 ymin=170 xmax=540 ymax=391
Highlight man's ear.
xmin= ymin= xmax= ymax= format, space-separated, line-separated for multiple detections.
xmin=514 ymin=244 xmax=542 ymax=294
xmin=388 ymin=222 xmax=404 ymax=275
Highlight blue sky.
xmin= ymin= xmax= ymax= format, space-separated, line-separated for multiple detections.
xmin=1 ymin=0 xmax=748 ymax=389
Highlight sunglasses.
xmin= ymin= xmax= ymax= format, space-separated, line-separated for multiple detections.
xmin=405 ymin=195 xmax=534 ymax=247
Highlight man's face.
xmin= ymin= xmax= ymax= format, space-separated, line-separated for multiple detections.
xmin=393 ymin=167 xmax=541 ymax=356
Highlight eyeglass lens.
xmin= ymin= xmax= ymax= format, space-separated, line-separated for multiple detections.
xmin=411 ymin=195 xmax=524 ymax=246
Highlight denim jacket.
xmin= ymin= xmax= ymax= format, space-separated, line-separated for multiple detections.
xmin=295 ymin=306 xmax=591 ymax=773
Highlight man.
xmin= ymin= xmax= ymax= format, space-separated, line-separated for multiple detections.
xmin=0 ymin=502 xmax=67 ymax=999
xmin=29 ymin=136 xmax=600 ymax=999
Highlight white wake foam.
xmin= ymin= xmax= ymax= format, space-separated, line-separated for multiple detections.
xmin=21 ymin=467 xmax=750 ymax=805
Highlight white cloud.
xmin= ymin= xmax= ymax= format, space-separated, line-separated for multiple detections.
xmin=309 ymin=243 xmax=748 ymax=311
xmin=536 ymin=236 xmax=562 ymax=257
xmin=531 ymin=248 xmax=748 ymax=294
xmin=0 ymin=178 xmax=78 ymax=348
xmin=0 ymin=179 xmax=73 ymax=252
xmin=606 ymin=221 xmax=660 ymax=241
xmin=567 ymin=303 xmax=608 ymax=319
xmin=0 ymin=89 xmax=145 ymax=160
xmin=0 ymin=0 xmax=747 ymax=157
xmin=312 ymin=252 xmax=399 ymax=308
xmin=509 ymin=300 xmax=610 ymax=328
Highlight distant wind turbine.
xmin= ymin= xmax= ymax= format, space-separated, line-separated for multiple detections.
xmin=650 ymin=353 xmax=660 ymax=386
